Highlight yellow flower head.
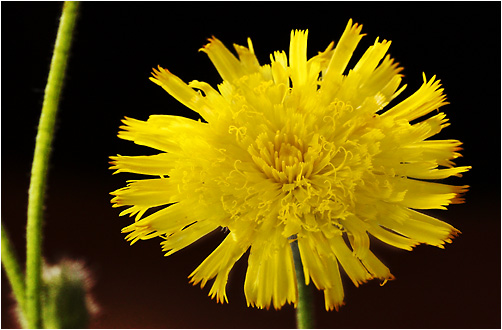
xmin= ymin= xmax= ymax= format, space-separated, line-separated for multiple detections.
xmin=110 ymin=20 xmax=470 ymax=311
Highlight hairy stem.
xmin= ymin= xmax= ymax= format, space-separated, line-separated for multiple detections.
xmin=25 ymin=2 xmax=79 ymax=328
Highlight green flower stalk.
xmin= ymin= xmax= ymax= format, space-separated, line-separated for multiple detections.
xmin=25 ymin=2 xmax=79 ymax=327
xmin=291 ymin=239 xmax=315 ymax=329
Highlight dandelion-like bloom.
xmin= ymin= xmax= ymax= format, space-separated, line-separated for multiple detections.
xmin=110 ymin=20 xmax=470 ymax=311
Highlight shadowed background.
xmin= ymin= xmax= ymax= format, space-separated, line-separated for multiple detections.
xmin=2 ymin=2 xmax=500 ymax=328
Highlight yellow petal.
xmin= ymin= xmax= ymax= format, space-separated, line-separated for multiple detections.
xmin=109 ymin=153 xmax=177 ymax=176
xmin=323 ymin=19 xmax=365 ymax=85
xmin=382 ymin=74 xmax=448 ymax=121
xmin=117 ymin=115 xmax=208 ymax=153
xmin=150 ymin=66 xmax=201 ymax=113
xmin=342 ymin=215 xmax=370 ymax=259
xmin=244 ymin=235 xmax=297 ymax=309
xmin=359 ymin=250 xmax=394 ymax=281
xmin=190 ymin=230 xmax=253 ymax=301
xmin=161 ymin=220 xmax=219 ymax=256
xmin=367 ymin=221 xmax=418 ymax=251
xmin=289 ymin=30 xmax=309 ymax=87
xmin=233 ymin=38 xmax=261 ymax=75
xmin=110 ymin=178 xmax=179 ymax=219
xmin=327 ymin=234 xmax=372 ymax=286
xmin=395 ymin=177 xmax=469 ymax=209
xmin=270 ymin=50 xmax=289 ymax=87
xmin=323 ymin=284 xmax=344 ymax=312
xmin=404 ymin=139 xmax=465 ymax=167
xmin=121 ymin=201 xmax=209 ymax=243
xmin=200 ymin=37 xmax=243 ymax=83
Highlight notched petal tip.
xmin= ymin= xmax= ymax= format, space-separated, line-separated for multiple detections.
xmin=379 ymin=274 xmax=396 ymax=286
xmin=199 ymin=35 xmax=219 ymax=53
xmin=347 ymin=18 xmax=359 ymax=30
xmin=437 ymin=227 xmax=461 ymax=248
xmin=450 ymin=227 xmax=462 ymax=237
xmin=108 ymin=155 xmax=121 ymax=173
xmin=346 ymin=18 xmax=366 ymax=37
xmin=450 ymin=185 xmax=470 ymax=204
xmin=334 ymin=301 xmax=346 ymax=312
xmin=151 ymin=65 xmax=167 ymax=75
xmin=422 ymin=73 xmax=444 ymax=89
xmin=325 ymin=300 xmax=345 ymax=312
xmin=150 ymin=66 xmax=177 ymax=88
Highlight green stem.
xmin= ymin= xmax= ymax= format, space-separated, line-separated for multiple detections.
xmin=1 ymin=223 xmax=26 ymax=314
xmin=291 ymin=238 xmax=315 ymax=329
xmin=25 ymin=2 xmax=79 ymax=328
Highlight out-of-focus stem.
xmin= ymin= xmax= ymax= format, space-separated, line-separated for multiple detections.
xmin=1 ymin=223 xmax=26 ymax=313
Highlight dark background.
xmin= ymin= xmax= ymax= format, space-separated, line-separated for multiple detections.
xmin=2 ymin=1 xmax=500 ymax=328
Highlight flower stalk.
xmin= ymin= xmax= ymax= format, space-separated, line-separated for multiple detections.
xmin=291 ymin=239 xmax=315 ymax=329
xmin=25 ymin=2 xmax=79 ymax=327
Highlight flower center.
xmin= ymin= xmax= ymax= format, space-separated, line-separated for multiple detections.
xmin=278 ymin=142 xmax=302 ymax=167
xmin=248 ymin=131 xmax=314 ymax=184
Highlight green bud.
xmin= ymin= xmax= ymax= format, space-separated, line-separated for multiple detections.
xmin=41 ymin=260 xmax=97 ymax=329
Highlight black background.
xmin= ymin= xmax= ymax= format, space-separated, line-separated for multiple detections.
xmin=2 ymin=1 xmax=501 ymax=328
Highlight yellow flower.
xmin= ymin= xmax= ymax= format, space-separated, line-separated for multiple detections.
xmin=110 ymin=19 xmax=470 ymax=311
